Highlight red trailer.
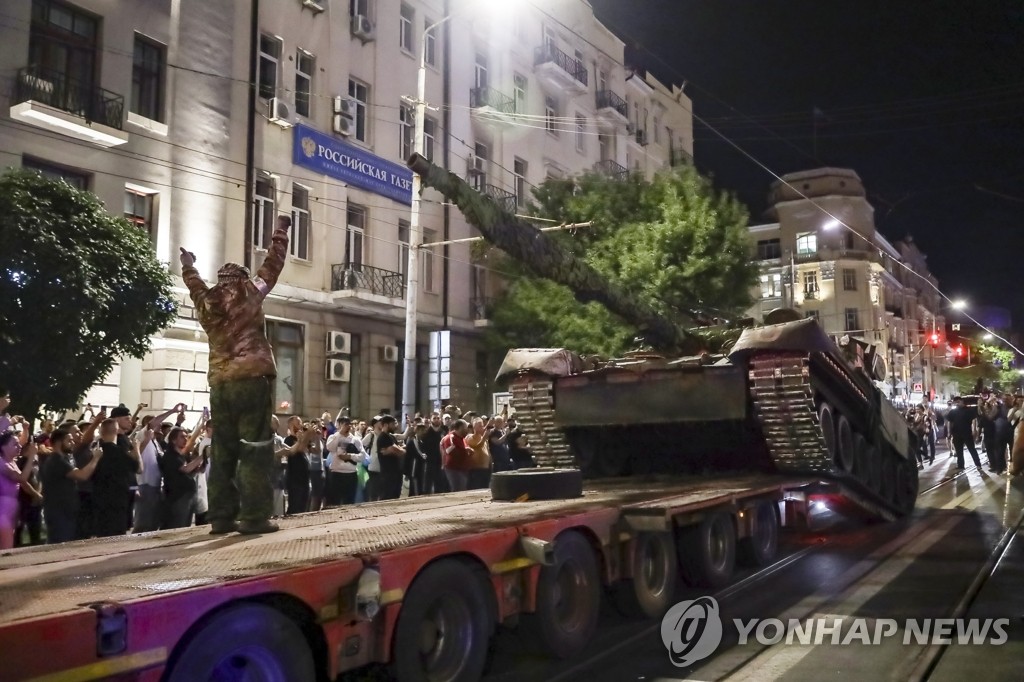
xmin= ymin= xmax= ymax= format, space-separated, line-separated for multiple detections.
xmin=1 ymin=474 xmax=817 ymax=682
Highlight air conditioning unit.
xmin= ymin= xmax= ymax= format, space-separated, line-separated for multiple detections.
xmin=333 ymin=113 xmax=354 ymax=136
xmin=326 ymin=331 xmax=351 ymax=355
xmin=379 ymin=345 xmax=399 ymax=363
xmin=467 ymin=153 xmax=486 ymax=173
xmin=351 ymin=14 xmax=375 ymax=41
xmin=333 ymin=95 xmax=357 ymax=118
xmin=326 ymin=358 xmax=351 ymax=382
xmin=267 ymin=97 xmax=293 ymax=127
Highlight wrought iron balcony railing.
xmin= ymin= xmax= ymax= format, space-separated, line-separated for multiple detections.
xmin=14 ymin=66 xmax=125 ymax=130
xmin=470 ymin=86 xmax=516 ymax=114
xmin=670 ymin=147 xmax=693 ymax=166
xmin=592 ymin=159 xmax=631 ymax=181
xmin=595 ymin=90 xmax=628 ymax=117
xmin=331 ymin=263 xmax=405 ymax=299
xmin=478 ymin=184 xmax=517 ymax=214
xmin=534 ymin=43 xmax=588 ymax=86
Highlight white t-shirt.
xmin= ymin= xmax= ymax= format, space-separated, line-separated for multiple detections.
xmin=325 ymin=432 xmax=366 ymax=473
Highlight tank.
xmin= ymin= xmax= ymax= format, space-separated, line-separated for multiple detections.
xmin=405 ymin=154 xmax=918 ymax=520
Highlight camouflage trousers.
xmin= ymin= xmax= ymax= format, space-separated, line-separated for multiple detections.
xmin=209 ymin=376 xmax=274 ymax=525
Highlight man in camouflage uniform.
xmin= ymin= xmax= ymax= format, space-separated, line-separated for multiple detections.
xmin=180 ymin=216 xmax=290 ymax=534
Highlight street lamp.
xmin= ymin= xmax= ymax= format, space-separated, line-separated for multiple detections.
xmin=951 ymin=299 xmax=966 ymax=310
xmin=401 ymin=3 xmax=517 ymax=421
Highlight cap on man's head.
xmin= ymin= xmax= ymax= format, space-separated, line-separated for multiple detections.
xmin=217 ymin=262 xmax=251 ymax=280
xmin=110 ymin=404 xmax=132 ymax=418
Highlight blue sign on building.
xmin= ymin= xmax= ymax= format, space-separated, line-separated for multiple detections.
xmin=292 ymin=124 xmax=413 ymax=205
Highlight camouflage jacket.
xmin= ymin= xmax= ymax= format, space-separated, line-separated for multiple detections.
xmin=183 ymin=229 xmax=288 ymax=386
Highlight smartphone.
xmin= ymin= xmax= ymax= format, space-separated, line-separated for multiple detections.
xmin=202 ymin=406 xmax=210 ymax=420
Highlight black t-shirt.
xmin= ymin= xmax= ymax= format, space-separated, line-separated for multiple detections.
xmin=377 ymin=432 xmax=402 ymax=474
xmin=947 ymin=406 xmax=976 ymax=439
xmin=420 ymin=427 xmax=443 ymax=462
xmin=41 ymin=451 xmax=78 ymax=516
xmin=160 ymin=447 xmax=197 ymax=501
xmin=73 ymin=444 xmax=94 ymax=493
xmin=93 ymin=442 xmax=139 ymax=500
xmin=284 ymin=435 xmax=310 ymax=485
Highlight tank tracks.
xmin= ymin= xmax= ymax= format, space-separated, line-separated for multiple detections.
xmin=508 ymin=376 xmax=575 ymax=468
xmin=746 ymin=352 xmax=912 ymax=520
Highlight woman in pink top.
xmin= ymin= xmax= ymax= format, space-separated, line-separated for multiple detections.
xmin=1 ymin=431 xmax=39 ymax=549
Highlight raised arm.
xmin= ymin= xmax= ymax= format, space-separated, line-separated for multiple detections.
xmin=179 ymin=247 xmax=209 ymax=301
xmin=253 ymin=215 xmax=291 ymax=298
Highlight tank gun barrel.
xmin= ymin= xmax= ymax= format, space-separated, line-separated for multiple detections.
xmin=407 ymin=153 xmax=702 ymax=353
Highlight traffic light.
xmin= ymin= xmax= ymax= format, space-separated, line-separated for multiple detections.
xmin=929 ymin=332 xmax=940 ymax=348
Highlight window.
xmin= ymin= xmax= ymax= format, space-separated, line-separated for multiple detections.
xmin=351 ymin=0 xmax=372 ymax=18
xmin=424 ymin=17 xmax=437 ymax=66
xmin=23 ymin=157 xmax=88 ymax=190
xmin=348 ymin=78 xmax=369 ymax=142
xmin=131 ymin=35 xmax=165 ymax=121
xmin=295 ymin=49 xmax=314 ymax=118
xmin=399 ymin=103 xmax=413 ymax=160
xmin=844 ymin=308 xmax=860 ymax=332
xmin=258 ymin=34 xmax=281 ymax=100
xmin=398 ymin=220 xmax=410 ymax=283
xmin=422 ymin=228 xmax=436 ymax=292
xmin=805 ymin=310 xmax=820 ymax=321
xmin=513 ymin=73 xmax=527 ymax=114
xmin=796 ymin=232 xmax=817 ymax=256
xmin=29 ymin=0 xmax=98 ymax=94
xmin=266 ymin=320 xmax=304 ymax=416
xmin=803 ymin=271 xmax=818 ymax=298
xmin=346 ymin=204 xmax=365 ymax=268
xmin=756 ymin=238 xmax=781 ymax=260
xmin=760 ymin=273 xmax=782 ymax=299
xmin=474 ymin=53 xmax=488 ymax=89
xmin=423 ymin=116 xmax=436 ymax=162
xmin=124 ymin=186 xmax=156 ymax=239
xmin=575 ymin=114 xmax=586 ymax=152
xmin=545 ymin=97 xmax=558 ymax=135
xmin=469 ymin=142 xmax=488 ymax=189
xmin=291 ymin=185 xmax=310 ymax=260
xmin=514 ymin=158 xmax=527 ymax=208
xmin=399 ymin=3 xmax=414 ymax=53
xmin=253 ymin=175 xmax=275 ymax=249
xmin=653 ymin=116 xmax=660 ymax=144
xmin=843 ymin=268 xmax=857 ymax=291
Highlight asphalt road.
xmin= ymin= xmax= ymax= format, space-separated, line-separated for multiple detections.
xmin=484 ymin=445 xmax=1024 ymax=681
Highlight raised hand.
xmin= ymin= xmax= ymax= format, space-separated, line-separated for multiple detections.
xmin=179 ymin=246 xmax=197 ymax=267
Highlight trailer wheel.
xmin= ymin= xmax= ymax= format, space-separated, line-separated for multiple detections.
xmin=526 ymin=530 xmax=601 ymax=659
xmin=612 ymin=532 xmax=679 ymax=619
xmin=393 ymin=559 xmax=493 ymax=682
xmin=738 ymin=500 xmax=779 ymax=567
xmin=818 ymin=403 xmax=837 ymax=465
xmin=491 ymin=468 xmax=583 ymax=501
xmin=836 ymin=416 xmax=856 ymax=473
xmin=862 ymin=444 xmax=881 ymax=493
xmin=165 ymin=603 xmax=314 ymax=682
xmin=677 ymin=511 xmax=736 ymax=588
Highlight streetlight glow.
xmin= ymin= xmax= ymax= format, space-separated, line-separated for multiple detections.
xmin=983 ymin=333 xmax=994 ymax=341
xmin=951 ymin=299 xmax=966 ymax=310
xmin=823 ymin=219 xmax=841 ymax=231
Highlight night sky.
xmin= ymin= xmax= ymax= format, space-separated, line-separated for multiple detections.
xmin=588 ymin=0 xmax=1024 ymax=325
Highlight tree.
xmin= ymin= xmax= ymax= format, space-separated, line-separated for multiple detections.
xmin=0 ymin=169 xmax=177 ymax=424
xmin=945 ymin=343 xmax=1020 ymax=395
xmin=484 ymin=166 xmax=757 ymax=356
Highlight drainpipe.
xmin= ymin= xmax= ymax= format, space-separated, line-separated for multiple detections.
xmin=441 ymin=0 xmax=451 ymax=326
xmin=243 ymin=0 xmax=259 ymax=270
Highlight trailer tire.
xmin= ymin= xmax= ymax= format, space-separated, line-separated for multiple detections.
xmin=526 ymin=530 xmax=601 ymax=658
xmin=612 ymin=532 xmax=679 ymax=619
xmin=836 ymin=415 xmax=856 ymax=473
xmin=818 ymin=403 xmax=837 ymax=465
xmin=165 ymin=603 xmax=315 ymax=682
xmin=393 ymin=559 xmax=493 ymax=682
xmin=738 ymin=500 xmax=779 ymax=567
xmin=677 ymin=511 xmax=735 ymax=588
xmin=490 ymin=468 xmax=583 ymax=501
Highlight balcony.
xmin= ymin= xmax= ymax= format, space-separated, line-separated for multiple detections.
xmin=670 ymin=147 xmax=693 ymax=167
xmin=10 ymin=66 xmax=128 ymax=147
xmin=470 ymin=86 xmax=517 ymax=127
xmin=476 ymin=183 xmax=517 ymax=214
xmin=331 ymin=264 xmax=405 ymax=308
xmin=592 ymin=159 xmax=631 ymax=181
xmin=595 ymin=90 xmax=628 ymax=127
xmin=534 ymin=43 xmax=588 ymax=94
xmin=471 ymin=297 xmax=493 ymax=327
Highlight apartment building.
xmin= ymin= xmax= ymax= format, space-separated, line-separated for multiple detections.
xmin=1 ymin=0 xmax=692 ymax=418
xmin=746 ymin=168 xmax=946 ymax=403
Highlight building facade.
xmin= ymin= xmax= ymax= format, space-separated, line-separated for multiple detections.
xmin=746 ymin=168 xmax=947 ymax=404
xmin=2 ymin=0 xmax=692 ymax=419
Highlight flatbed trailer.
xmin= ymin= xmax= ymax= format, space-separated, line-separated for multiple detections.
xmin=0 ymin=474 xmax=820 ymax=682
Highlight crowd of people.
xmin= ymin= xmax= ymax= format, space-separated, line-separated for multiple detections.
xmin=905 ymin=389 xmax=1024 ymax=475
xmin=0 ymin=394 xmax=537 ymax=549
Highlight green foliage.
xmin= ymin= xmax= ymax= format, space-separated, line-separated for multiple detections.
xmin=947 ymin=343 xmax=1020 ymax=394
xmin=486 ymin=166 xmax=757 ymax=356
xmin=0 ymin=169 xmax=177 ymax=420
